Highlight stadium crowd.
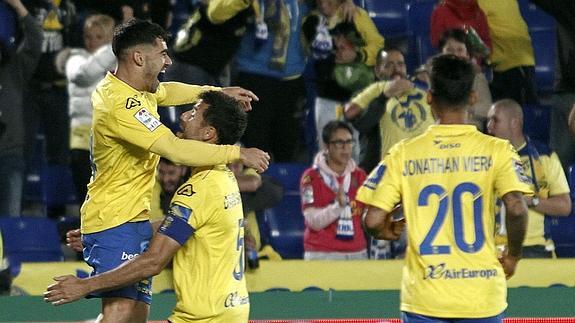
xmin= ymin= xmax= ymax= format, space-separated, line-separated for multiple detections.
xmin=0 ymin=0 xmax=574 ymax=321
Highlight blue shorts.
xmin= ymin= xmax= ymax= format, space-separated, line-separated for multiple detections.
xmin=82 ymin=221 xmax=153 ymax=304
xmin=402 ymin=311 xmax=504 ymax=323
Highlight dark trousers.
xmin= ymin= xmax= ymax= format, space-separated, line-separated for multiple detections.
xmin=24 ymin=85 xmax=70 ymax=166
xmin=235 ymin=72 xmax=306 ymax=162
xmin=491 ymin=66 xmax=539 ymax=105
xmin=70 ymin=149 xmax=91 ymax=204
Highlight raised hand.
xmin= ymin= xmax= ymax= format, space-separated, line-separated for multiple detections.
xmin=222 ymin=87 xmax=259 ymax=111
xmin=239 ymin=147 xmax=270 ymax=173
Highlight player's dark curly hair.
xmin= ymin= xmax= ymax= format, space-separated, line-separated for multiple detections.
xmin=429 ymin=54 xmax=475 ymax=110
xmin=199 ymin=91 xmax=248 ymax=145
xmin=112 ymin=18 xmax=168 ymax=60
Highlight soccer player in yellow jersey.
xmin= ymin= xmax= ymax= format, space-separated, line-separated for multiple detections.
xmin=46 ymin=91 xmax=251 ymax=322
xmin=357 ymin=55 xmax=531 ymax=322
xmin=55 ymin=19 xmax=269 ymax=322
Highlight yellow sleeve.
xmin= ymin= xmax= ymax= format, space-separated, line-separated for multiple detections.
xmin=114 ymin=97 xmax=173 ymax=150
xmin=351 ymin=8 xmax=385 ymax=66
xmin=494 ymin=141 xmax=533 ymax=198
xmin=350 ymin=81 xmax=386 ymax=109
xmin=243 ymin=167 xmax=261 ymax=179
xmin=154 ymin=82 xmax=221 ymax=106
xmin=150 ymin=132 xmax=241 ymax=166
xmin=171 ymin=178 xmax=214 ymax=229
xmin=544 ymin=153 xmax=570 ymax=196
xmin=356 ymin=143 xmax=402 ymax=212
xmin=207 ymin=0 xmax=252 ymax=24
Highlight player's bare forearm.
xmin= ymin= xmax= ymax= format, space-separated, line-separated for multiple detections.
xmin=363 ymin=206 xmax=403 ymax=240
xmin=502 ymin=191 xmax=528 ymax=258
xmin=44 ymin=235 xmax=179 ymax=306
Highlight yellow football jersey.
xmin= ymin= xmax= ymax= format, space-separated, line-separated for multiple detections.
xmin=169 ymin=165 xmax=249 ymax=323
xmin=357 ymin=125 xmax=533 ymax=318
xmin=351 ymin=81 xmax=435 ymax=157
xmin=81 ymin=72 xmax=223 ymax=234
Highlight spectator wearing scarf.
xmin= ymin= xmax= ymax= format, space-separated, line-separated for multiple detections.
xmin=300 ymin=121 xmax=367 ymax=260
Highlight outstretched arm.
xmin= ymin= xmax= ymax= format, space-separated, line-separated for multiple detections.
xmin=150 ymin=133 xmax=269 ymax=173
xmin=44 ymin=233 xmax=180 ymax=306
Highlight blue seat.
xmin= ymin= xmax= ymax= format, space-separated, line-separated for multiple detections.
xmin=264 ymin=195 xmax=305 ymax=259
xmin=518 ymin=0 xmax=555 ymax=33
xmin=42 ymin=165 xmax=77 ymax=207
xmin=0 ymin=217 xmax=64 ymax=275
xmin=360 ymin=0 xmax=409 ymax=39
xmin=265 ymin=163 xmax=308 ymax=195
xmin=548 ymin=164 xmax=575 ymax=257
xmin=522 ymin=104 xmax=551 ymax=145
xmin=530 ymin=29 xmax=556 ymax=95
xmin=0 ymin=2 xmax=17 ymax=51
xmin=406 ymin=0 xmax=437 ymax=70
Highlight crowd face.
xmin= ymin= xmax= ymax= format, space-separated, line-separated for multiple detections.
xmin=487 ymin=105 xmax=514 ymax=141
xmin=84 ymin=25 xmax=111 ymax=53
xmin=179 ymin=100 xmax=209 ymax=142
xmin=376 ymin=50 xmax=407 ymax=80
xmin=143 ymin=37 xmax=172 ymax=92
xmin=441 ymin=38 xmax=469 ymax=60
xmin=327 ymin=128 xmax=354 ymax=167
xmin=317 ymin=0 xmax=341 ymax=18
xmin=158 ymin=162 xmax=187 ymax=194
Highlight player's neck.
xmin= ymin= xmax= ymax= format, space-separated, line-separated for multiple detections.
xmin=436 ymin=109 xmax=467 ymax=125
xmin=115 ymin=66 xmax=148 ymax=92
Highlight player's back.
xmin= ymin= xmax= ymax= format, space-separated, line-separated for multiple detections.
xmin=391 ymin=124 xmax=529 ymax=317
xmin=170 ymin=165 xmax=249 ymax=323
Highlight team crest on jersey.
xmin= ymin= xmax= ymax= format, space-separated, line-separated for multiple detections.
xmin=302 ymin=185 xmax=314 ymax=204
xmin=177 ymin=184 xmax=195 ymax=197
xmin=390 ymin=93 xmax=428 ymax=132
xmin=134 ymin=108 xmax=161 ymax=131
xmin=513 ymin=160 xmax=531 ymax=184
xmin=125 ymin=96 xmax=141 ymax=109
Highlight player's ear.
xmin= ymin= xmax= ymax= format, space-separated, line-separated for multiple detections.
xmin=204 ymin=126 xmax=217 ymax=142
xmin=426 ymin=90 xmax=433 ymax=105
xmin=133 ymin=50 xmax=144 ymax=67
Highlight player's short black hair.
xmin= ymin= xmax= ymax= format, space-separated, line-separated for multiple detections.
xmin=322 ymin=120 xmax=353 ymax=145
xmin=429 ymin=54 xmax=475 ymax=109
xmin=199 ymin=91 xmax=247 ymax=145
xmin=112 ymin=18 xmax=168 ymax=59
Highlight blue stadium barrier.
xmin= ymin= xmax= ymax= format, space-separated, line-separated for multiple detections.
xmin=548 ymin=164 xmax=575 ymax=257
xmin=406 ymin=0 xmax=437 ymax=70
xmin=0 ymin=217 xmax=64 ymax=276
xmin=264 ymin=195 xmax=305 ymax=259
xmin=522 ymin=104 xmax=551 ymax=145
